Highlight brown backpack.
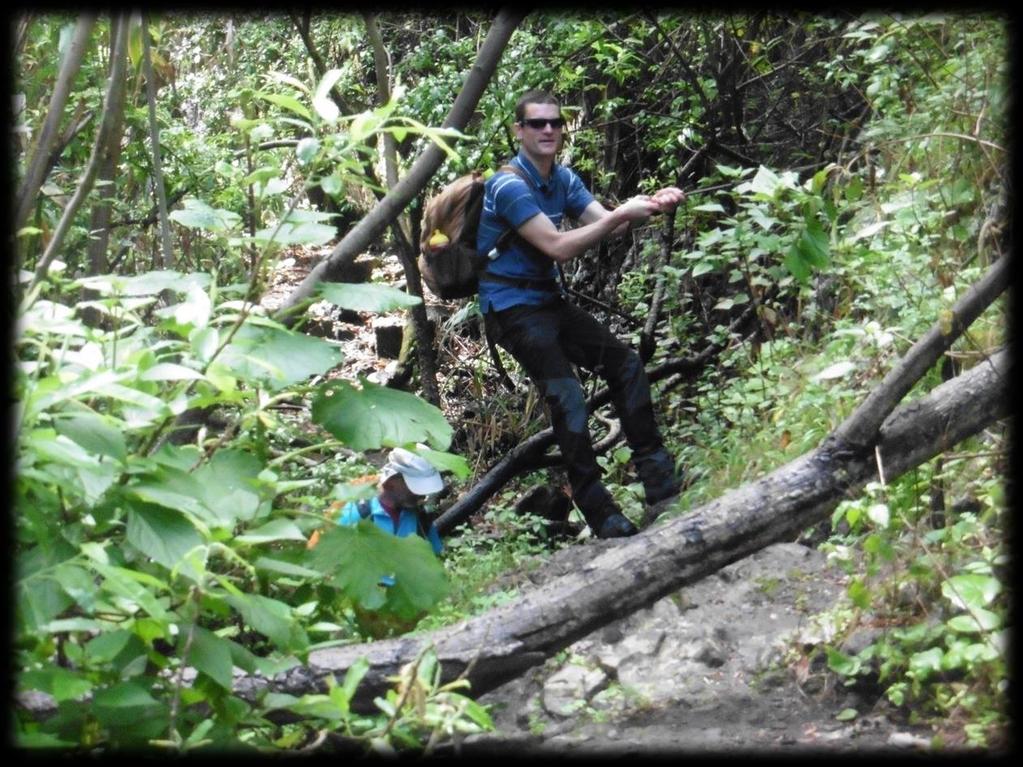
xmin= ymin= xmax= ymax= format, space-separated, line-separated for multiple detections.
xmin=418 ymin=165 xmax=526 ymax=300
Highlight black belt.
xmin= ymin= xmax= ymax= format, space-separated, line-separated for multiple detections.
xmin=479 ymin=271 xmax=561 ymax=292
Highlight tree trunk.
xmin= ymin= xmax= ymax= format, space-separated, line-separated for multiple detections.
xmin=85 ymin=17 xmax=129 ymax=277
xmin=141 ymin=12 xmax=175 ymax=269
xmin=15 ymin=14 xmax=96 ymax=235
xmin=273 ymin=8 xmax=526 ymax=323
xmin=233 ymin=347 xmax=1008 ymax=713
xmin=363 ymin=11 xmax=440 ymax=405
xmin=30 ymin=14 xmax=130 ymax=290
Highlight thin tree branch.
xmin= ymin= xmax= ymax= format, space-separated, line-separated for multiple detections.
xmin=828 ymin=254 xmax=1009 ymax=452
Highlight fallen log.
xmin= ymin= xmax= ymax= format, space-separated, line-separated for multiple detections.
xmin=233 ymin=347 xmax=1007 ymax=712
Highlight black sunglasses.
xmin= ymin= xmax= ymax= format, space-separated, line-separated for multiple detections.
xmin=519 ymin=117 xmax=566 ymax=130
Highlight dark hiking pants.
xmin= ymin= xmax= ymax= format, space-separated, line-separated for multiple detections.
xmin=486 ymin=298 xmax=666 ymax=530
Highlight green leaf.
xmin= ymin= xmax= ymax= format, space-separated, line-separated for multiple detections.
xmin=296 ymin=136 xmax=320 ymax=165
xmin=260 ymin=92 xmax=312 ymax=120
xmin=835 ymin=707 xmax=858 ymax=722
xmin=20 ymin=667 xmax=93 ymax=703
xmin=253 ymin=556 xmax=321 ymax=578
xmin=311 ymin=378 xmax=452 ymax=451
xmin=190 ymin=325 xmax=219 ymax=362
xmin=236 ymin=519 xmax=307 ymax=545
xmin=92 ymin=681 xmax=169 ymax=736
xmin=53 ymin=412 xmax=127 ymax=462
xmin=866 ymin=503 xmax=890 ymax=528
xmin=225 ymin=592 xmax=307 ymax=653
xmin=185 ymin=625 xmax=235 ymax=690
xmin=250 ymin=221 xmax=337 ymax=247
xmin=84 ymin=629 xmax=138 ymax=666
xmin=193 ymin=449 xmax=264 ymax=525
xmin=825 ymin=646 xmax=861 ymax=676
xmin=796 ymin=218 xmax=830 ymax=267
xmin=139 ymin=362 xmax=205 ymax=382
xmin=908 ymin=647 xmax=943 ymax=680
xmin=847 ymin=578 xmax=871 ymax=610
xmin=947 ymin=608 xmax=1001 ymax=634
xmin=416 ymin=446 xmax=470 ymax=480
xmin=812 ymin=361 xmax=856 ymax=382
xmin=306 ymin=522 xmax=448 ymax=619
xmin=169 ymin=199 xmax=242 ymax=233
xmin=125 ymin=503 xmax=205 ymax=573
xmin=313 ymin=68 xmax=343 ymax=122
xmin=691 ymin=260 xmax=717 ymax=278
xmin=154 ymin=284 xmax=212 ymax=330
xmin=941 ymin=574 xmax=1001 ymax=611
xmin=317 ymin=282 xmax=423 ymax=312
xmin=783 ymin=243 xmax=813 ymax=284
xmin=218 ymin=322 xmax=342 ymax=391
xmin=320 ymin=174 xmax=343 ymax=196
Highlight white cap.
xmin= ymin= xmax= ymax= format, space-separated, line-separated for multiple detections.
xmin=379 ymin=447 xmax=444 ymax=496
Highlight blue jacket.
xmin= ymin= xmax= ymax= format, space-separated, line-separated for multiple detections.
xmin=476 ymin=150 xmax=595 ymax=313
xmin=337 ymin=496 xmax=443 ymax=555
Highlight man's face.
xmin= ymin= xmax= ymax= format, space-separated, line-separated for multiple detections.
xmin=385 ymin=475 xmax=426 ymax=509
xmin=514 ymin=102 xmax=563 ymax=162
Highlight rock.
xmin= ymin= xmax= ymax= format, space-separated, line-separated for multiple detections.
xmin=887 ymin=731 xmax=933 ymax=749
xmin=840 ymin=626 xmax=884 ymax=657
xmin=541 ymin=663 xmax=608 ymax=718
xmin=594 ymin=627 xmax=664 ymax=671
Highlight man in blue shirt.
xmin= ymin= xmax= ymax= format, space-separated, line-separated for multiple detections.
xmin=477 ymin=90 xmax=685 ymax=539
xmin=337 ymin=447 xmax=444 ymax=556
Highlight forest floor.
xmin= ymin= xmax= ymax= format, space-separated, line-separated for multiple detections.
xmin=264 ymin=248 xmax=1001 ymax=758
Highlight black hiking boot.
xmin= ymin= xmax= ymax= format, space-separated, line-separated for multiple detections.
xmin=596 ymin=513 xmax=639 ymax=539
xmin=633 ymin=448 xmax=686 ymax=528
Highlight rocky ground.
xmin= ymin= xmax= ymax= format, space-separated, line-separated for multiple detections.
xmin=438 ymin=540 xmax=952 ymax=757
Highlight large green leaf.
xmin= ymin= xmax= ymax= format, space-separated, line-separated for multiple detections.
xmin=169 ymin=199 xmax=242 ymax=233
xmin=941 ymin=573 xmax=1001 ymax=611
xmin=125 ymin=502 xmax=205 ymax=574
xmin=75 ymin=269 xmax=211 ymax=297
xmin=92 ymin=681 xmax=169 ymax=743
xmin=416 ymin=446 xmax=471 ymax=480
xmin=193 ymin=449 xmax=264 ymax=525
xmin=224 ymin=592 xmax=307 ymax=653
xmin=251 ymin=221 xmax=337 ymax=246
xmin=317 ymin=282 xmax=422 ymax=312
xmin=52 ymin=411 xmax=127 ymax=462
xmin=184 ymin=624 xmax=235 ymax=690
xmin=311 ymin=378 xmax=452 ymax=451
xmin=218 ymin=322 xmax=342 ymax=391
xmin=305 ymin=522 xmax=448 ymax=619
xmin=236 ymin=518 xmax=306 ymax=545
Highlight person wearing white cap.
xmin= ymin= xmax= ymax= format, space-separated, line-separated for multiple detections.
xmin=335 ymin=447 xmax=444 ymax=555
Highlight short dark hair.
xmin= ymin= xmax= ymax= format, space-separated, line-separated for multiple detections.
xmin=515 ymin=90 xmax=561 ymax=123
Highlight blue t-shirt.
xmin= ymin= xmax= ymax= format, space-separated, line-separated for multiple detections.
xmin=476 ymin=151 xmax=595 ymax=313
xmin=337 ymin=496 xmax=443 ymax=555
